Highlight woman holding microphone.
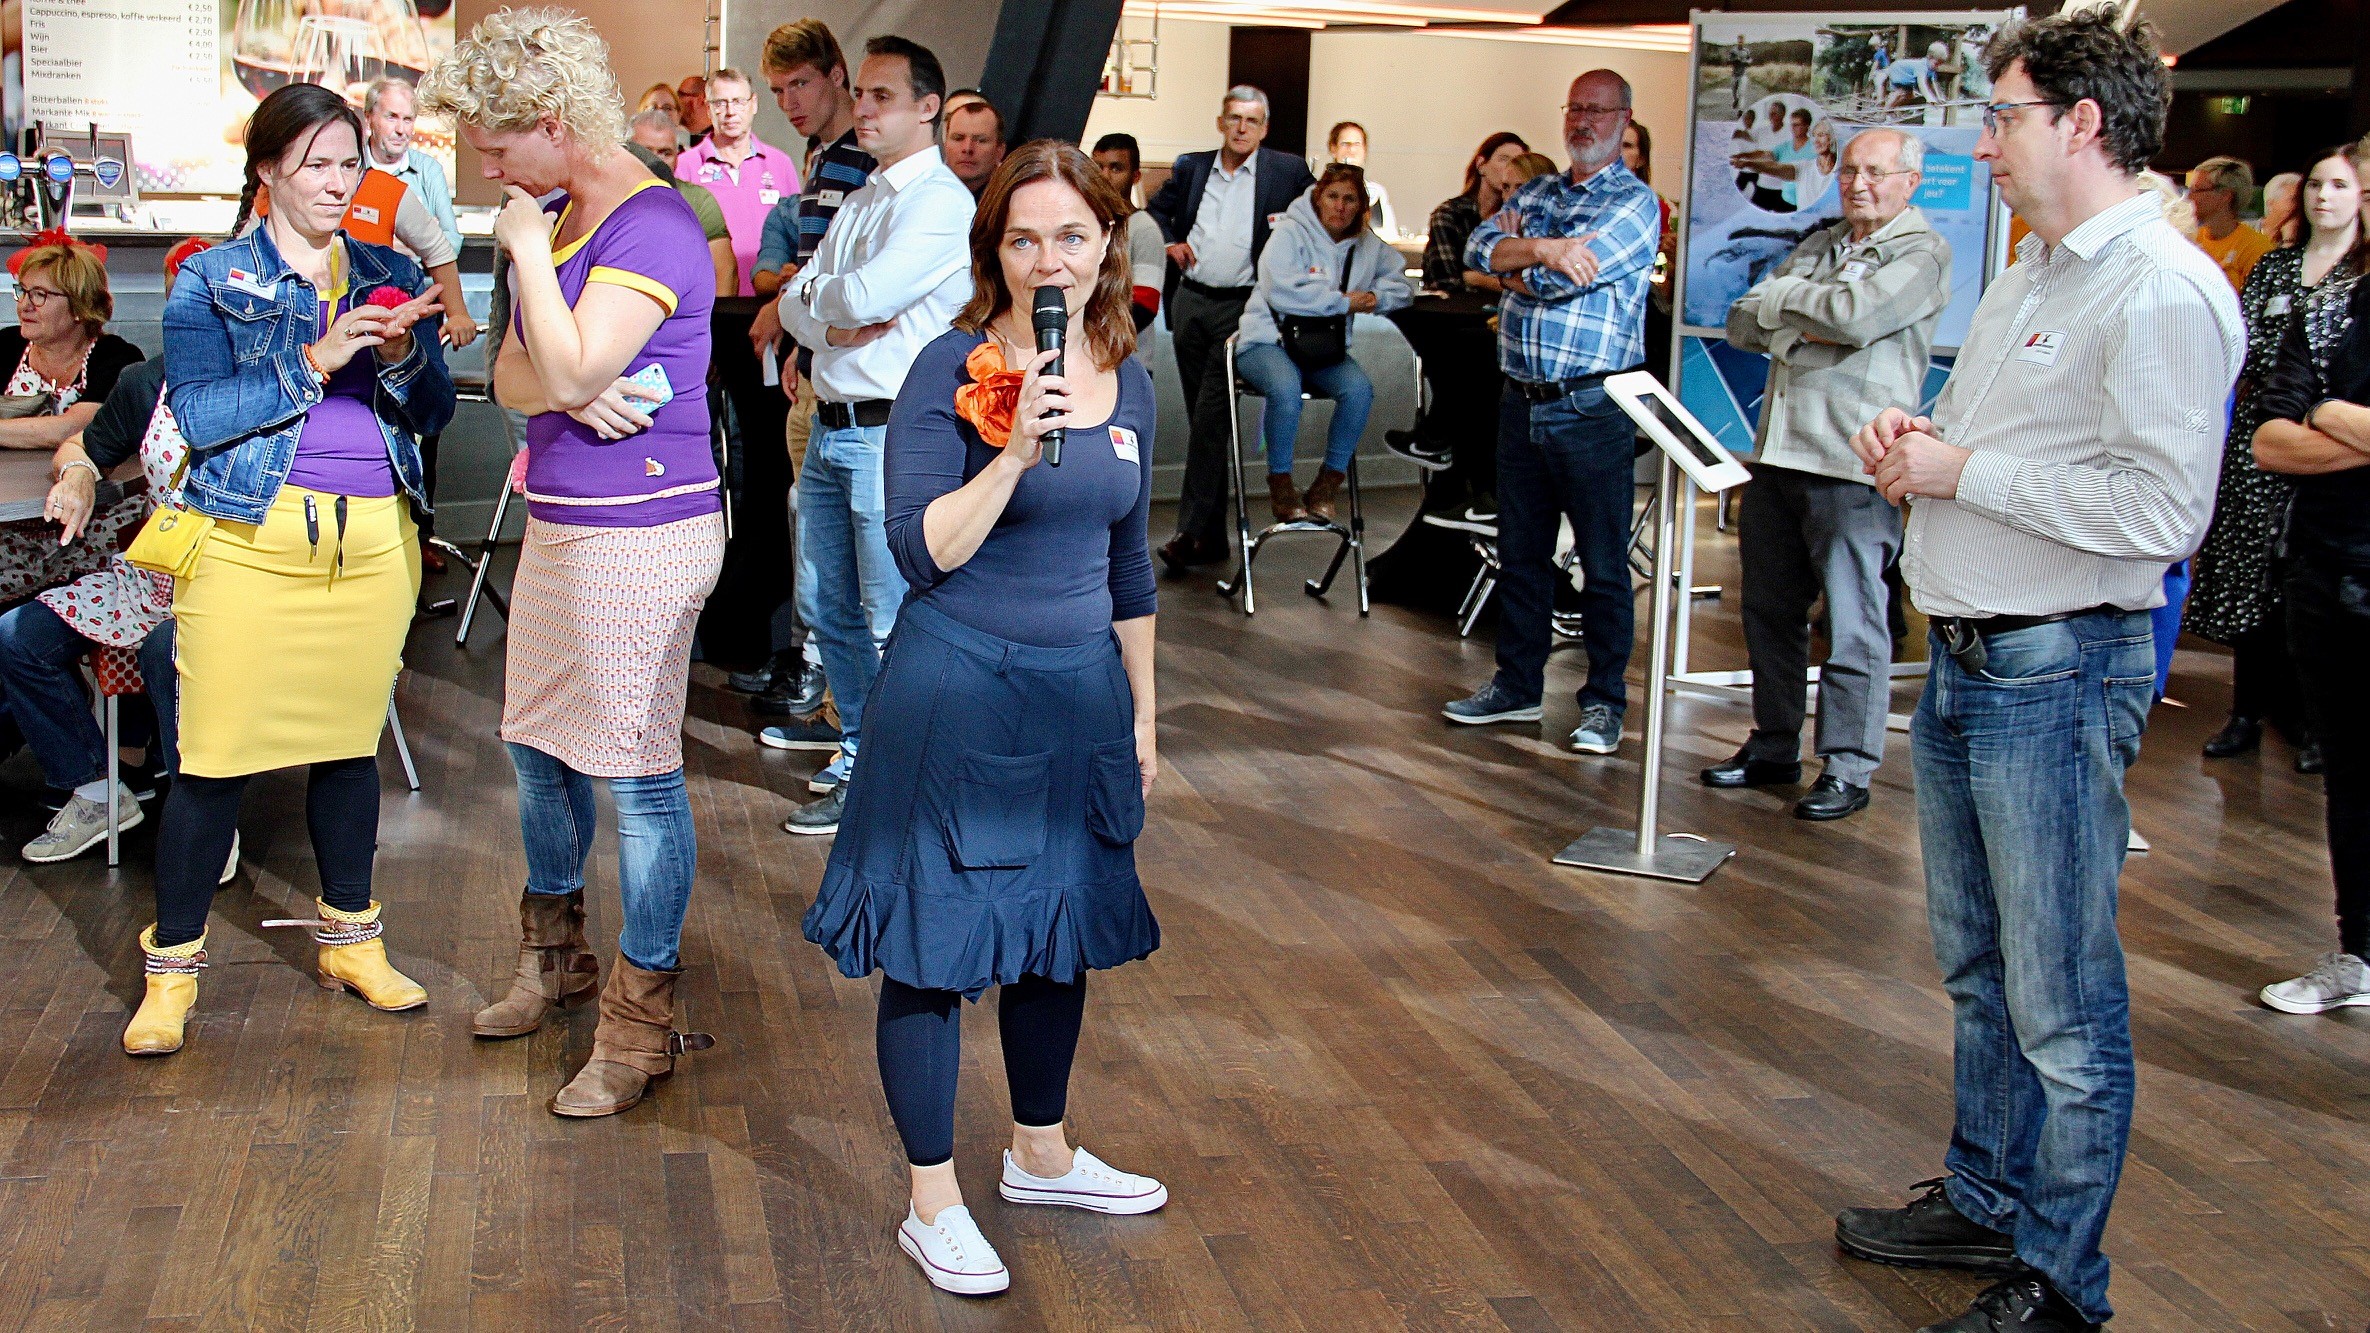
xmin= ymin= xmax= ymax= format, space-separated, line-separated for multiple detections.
xmin=800 ymin=141 xmax=1166 ymax=1296
xmin=131 ymin=82 xmax=452 ymax=1056
xmin=421 ymin=8 xmax=724 ymax=1118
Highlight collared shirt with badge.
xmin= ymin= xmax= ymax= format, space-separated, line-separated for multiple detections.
xmin=677 ymin=136 xmax=802 ymax=296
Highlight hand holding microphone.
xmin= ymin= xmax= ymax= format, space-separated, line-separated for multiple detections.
xmin=1032 ymin=285 xmax=1068 ymax=467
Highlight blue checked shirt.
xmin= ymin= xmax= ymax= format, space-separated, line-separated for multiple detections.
xmin=1465 ymin=161 xmax=1659 ymax=382
xmin=756 ymin=128 xmax=877 ymax=277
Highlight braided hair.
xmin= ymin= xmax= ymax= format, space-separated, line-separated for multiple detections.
xmin=233 ymin=83 xmax=367 ymax=236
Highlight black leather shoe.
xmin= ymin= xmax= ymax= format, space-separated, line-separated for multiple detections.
xmin=1794 ymin=774 xmax=1870 ymax=820
xmin=2203 ymin=714 xmax=2262 ymax=758
xmin=1836 ymin=1177 xmax=2018 ymax=1273
xmin=2298 ymin=740 xmax=2325 ymax=775
xmin=1919 ymin=1274 xmax=2099 ymax=1332
xmin=1700 ymin=747 xmax=1802 ymax=789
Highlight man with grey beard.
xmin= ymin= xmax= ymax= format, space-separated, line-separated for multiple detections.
xmin=1442 ymin=68 xmax=1661 ymax=757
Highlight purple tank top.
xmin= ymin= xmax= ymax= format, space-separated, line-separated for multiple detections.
xmin=285 ymin=284 xmax=399 ymax=498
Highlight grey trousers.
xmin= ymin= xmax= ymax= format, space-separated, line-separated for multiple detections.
xmin=1170 ymin=283 xmax=1250 ymax=547
xmin=1738 ymin=466 xmax=1901 ymax=786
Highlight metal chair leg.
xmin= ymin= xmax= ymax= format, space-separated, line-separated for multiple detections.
xmin=386 ymin=699 xmax=420 ymax=792
xmin=105 ymin=694 xmax=119 ymax=868
xmin=455 ymin=476 xmax=515 ymax=646
xmin=1216 ymin=335 xmax=1259 ymax=615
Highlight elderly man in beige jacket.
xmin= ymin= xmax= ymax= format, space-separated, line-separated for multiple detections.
xmin=1710 ymin=126 xmax=1951 ymax=821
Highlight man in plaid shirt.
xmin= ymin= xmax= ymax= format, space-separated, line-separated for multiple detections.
xmin=1444 ymin=68 xmax=1661 ymax=756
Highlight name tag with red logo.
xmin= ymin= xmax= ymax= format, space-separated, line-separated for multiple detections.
xmin=2013 ymin=330 xmax=2065 ymax=368
xmin=1109 ymin=425 xmax=1140 ymax=463
xmin=350 ymin=204 xmax=381 ymax=225
xmin=223 ymin=268 xmax=278 ymax=298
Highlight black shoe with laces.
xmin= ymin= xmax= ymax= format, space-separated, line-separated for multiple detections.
xmin=1919 ymin=1273 xmax=2099 ymax=1333
xmin=1793 ymin=774 xmax=1869 ymax=820
xmin=1835 ymin=1176 xmax=2018 ymax=1273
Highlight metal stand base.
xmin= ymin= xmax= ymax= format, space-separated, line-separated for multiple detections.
xmin=1553 ymin=828 xmax=1736 ymax=884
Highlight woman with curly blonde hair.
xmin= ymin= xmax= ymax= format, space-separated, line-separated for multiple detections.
xmin=420 ymin=7 xmax=725 ymax=1118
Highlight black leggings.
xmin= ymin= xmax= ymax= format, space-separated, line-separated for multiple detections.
xmin=2289 ymin=565 xmax=2370 ymax=958
xmin=876 ymin=974 xmax=1087 ymax=1168
xmin=152 ymin=757 xmax=380 ymax=948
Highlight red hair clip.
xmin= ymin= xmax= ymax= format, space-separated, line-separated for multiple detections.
xmin=6 ymin=227 xmax=106 ymax=277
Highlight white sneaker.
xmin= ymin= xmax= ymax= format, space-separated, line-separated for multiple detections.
xmin=998 ymin=1147 xmax=1168 ymax=1215
xmin=895 ymin=1204 xmax=1009 ymax=1296
xmin=21 ymin=784 xmax=142 ymax=863
xmin=2261 ymin=952 xmax=2370 ymax=1015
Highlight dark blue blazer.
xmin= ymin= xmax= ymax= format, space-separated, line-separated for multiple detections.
xmin=1144 ymin=146 xmax=1316 ymax=302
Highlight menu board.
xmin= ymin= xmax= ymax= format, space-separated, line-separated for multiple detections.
xmin=24 ymin=0 xmax=220 ymax=184
xmin=4 ymin=0 xmax=455 ymax=196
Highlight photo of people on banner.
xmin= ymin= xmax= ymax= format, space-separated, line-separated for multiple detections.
xmin=1682 ymin=11 xmax=2008 ymax=347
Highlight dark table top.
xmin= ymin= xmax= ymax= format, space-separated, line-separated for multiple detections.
xmin=0 ymin=449 xmax=140 ymax=523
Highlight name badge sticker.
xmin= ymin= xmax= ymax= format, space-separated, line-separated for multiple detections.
xmin=2263 ymin=293 xmax=2292 ymax=317
xmin=818 ymin=189 xmax=846 ymax=208
xmin=349 ymin=204 xmax=381 ymax=225
xmin=760 ymin=188 xmax=783 ymax=207
xmin=1836 ymin=258 xmax=1873 ymax=283
xmin=2013 ymin=330 xmax=2066 ymax=368
xmin=223 ymin=267 xmax=278 ymax=299
xmin=1109 ymin=425 xmax=1140 ymax=463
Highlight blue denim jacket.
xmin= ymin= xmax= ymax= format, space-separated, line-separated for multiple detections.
xmin=163 ymin=227 xmax=455 ymax=524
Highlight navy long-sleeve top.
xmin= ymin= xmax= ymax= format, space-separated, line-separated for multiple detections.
xmin=885 ymin=328 xmax=1158 ymax=647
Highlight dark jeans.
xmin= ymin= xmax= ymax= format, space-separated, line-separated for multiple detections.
xmin=0 ymin=601 xmax=178 ymax=789
xmin=2287 ymin=562 xmax=2370 ymax=958
xmin=875 ymin=973 xmax=1088 ymax=1167
xmin=708 ymin=307 xmax=794 ymax=667
xmin=2231 ymin=602 xmax=2307 ymax=732
xmin=1170 ymin=283 xmax=1250 ymax=548
xmin=1490 ymin=383 xmax=1636 ymax=716
xmin=418 ymin=432 xmax=440 ymax=540
xmin=1738 ymin=469 xmax=1900 ymax=786
xmin=152 ymin=756 xmax=379 ymax=947
xmin=1916 ymin=610 xmax=2155 ymax=1325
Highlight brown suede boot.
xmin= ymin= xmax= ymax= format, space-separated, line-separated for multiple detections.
xmin=472 ymin=890 xmax=599 ymax=1038
xmin=1268 ymin=472 xmax=1308 ymax=523
xmin=548 ymin=958 xmax=714 ymax=1118
xmin=1302 ymin=467 xmax=1347 ymax=521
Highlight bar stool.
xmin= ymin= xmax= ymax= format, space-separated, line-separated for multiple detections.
xmin=81 ymin=645 xmax=144 ymax=868
xmin=450 ymin=371 xmax=520 ymax=646
xmin=1217 ymin=332 xmax=1418 ymax=617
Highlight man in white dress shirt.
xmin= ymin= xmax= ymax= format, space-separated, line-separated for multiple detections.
xmin=1830 ymin=13 xmax=2242 ymax=1333
xmin=776 ymin=35 xmax=973 ymax=833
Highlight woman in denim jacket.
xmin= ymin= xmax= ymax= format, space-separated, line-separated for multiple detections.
xmin=126 ymin=83 xmax=454 ymax=1058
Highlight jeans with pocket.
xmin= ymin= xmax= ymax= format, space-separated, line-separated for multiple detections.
xmin=1490 ymin=382 xmax=1637 ymax=717
xmin=795 ymin=422 xmax=904 ymax=762
xmin=1233 ymin=340 xmax=1375 ymax=476
xmin=509 ymin=741 xmax=696 ymax=972
xmin=1914 ymin=609 xmax=2154 ymax=1324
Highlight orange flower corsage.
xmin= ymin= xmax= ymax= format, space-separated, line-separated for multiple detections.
xmin=953 ymin=339 xmax=1024 ymax=447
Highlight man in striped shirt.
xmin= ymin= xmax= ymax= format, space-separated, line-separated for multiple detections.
xmin=1831 ymin=14 xmax=2242 ymax=1332
xmin=1442 ymin=68 xmax=1660 ymax=756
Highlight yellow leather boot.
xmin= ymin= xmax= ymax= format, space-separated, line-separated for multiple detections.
xmin=124 ymin=925 xmax=204 ymax=1057
xmin=312 ymin=899 xmax=428 ymax=1012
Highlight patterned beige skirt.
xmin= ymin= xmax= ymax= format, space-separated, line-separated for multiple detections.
xmin=499 ymin=510 xmax=725 ymax=778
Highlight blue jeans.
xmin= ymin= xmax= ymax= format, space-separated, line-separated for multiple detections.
xmin=1915 ymin=610 xmax=2154 ymax=1324
xmin=508 ymin=741 xmax=696 ymax=973
xmin=794 ymin=422 xmax=903 ymax=761
xmin=1233 ymin=341 xmax=1374 ymax=475
xmin=1491 ymin=382 xmax=1636 ymax=716
xmin=0 ymin=600 xmax=179 ymax=787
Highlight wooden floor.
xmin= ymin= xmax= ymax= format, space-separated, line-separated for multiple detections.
xmin=0 ymin=491 xmax=2359 ymax=1331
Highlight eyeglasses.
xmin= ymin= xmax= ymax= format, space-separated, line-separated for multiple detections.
xmin=1981 ymin=99 xmax=2062 ymax=134
xmin=1562 ymin=103 xmax=1629 ymax=120
xmin=708 ymin=97 xmax=753 ymax=112
xmin=13 ymin=287 xmax=64 ymax=310
xmin=1836 ymin=167 xmax=1915 ymax=184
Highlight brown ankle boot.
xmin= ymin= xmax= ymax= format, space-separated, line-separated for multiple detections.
xmin=1268 ymin=472 xmax=1308 ymax=523
xmin=548 ymin=958 xmax=714 ymax=1118
xmin=473 ymin=890 xmax=599 ymax=1038
xmin=1302 ymin=467 xmax=1347 ymax=521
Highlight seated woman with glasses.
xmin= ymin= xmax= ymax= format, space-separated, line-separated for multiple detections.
xmin=1235 ymin=163 xmax=1412 ymax=524
xmin=0 ymin=238 xmax=149 ymax=605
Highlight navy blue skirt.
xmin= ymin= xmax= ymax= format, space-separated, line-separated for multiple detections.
xmin=801 ymin=599 xmax=1160 ymax=999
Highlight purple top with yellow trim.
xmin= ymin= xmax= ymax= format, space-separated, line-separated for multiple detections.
xmin=517 ymin=178 xmax=721 ymax=528
xmin=287 ymin=265 xmax=399 ymax=497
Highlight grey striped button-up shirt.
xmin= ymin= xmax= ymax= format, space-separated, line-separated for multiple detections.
xmin=1725 ymin=206 xmax=1951 ymax=483
xmin=1902 ymin=191 xmax=2242 ymax=619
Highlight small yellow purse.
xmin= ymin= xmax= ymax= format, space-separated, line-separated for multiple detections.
xmin=122 ymin=459 xmax=214 ymax=578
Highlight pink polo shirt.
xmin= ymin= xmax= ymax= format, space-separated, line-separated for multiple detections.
xmin=676 ymin=136 xmax=800 ymax=296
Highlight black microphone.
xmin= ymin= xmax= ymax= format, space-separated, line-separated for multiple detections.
xmin=1031 ymin=285 xmax=1067 ymax=467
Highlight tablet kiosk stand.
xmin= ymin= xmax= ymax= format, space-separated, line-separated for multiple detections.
xmin=1553 ymin=374 xmax=1747 ymax=884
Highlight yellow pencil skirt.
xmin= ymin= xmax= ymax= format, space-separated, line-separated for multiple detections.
xmin=172 ymin=486 xmax=420 ymax=779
